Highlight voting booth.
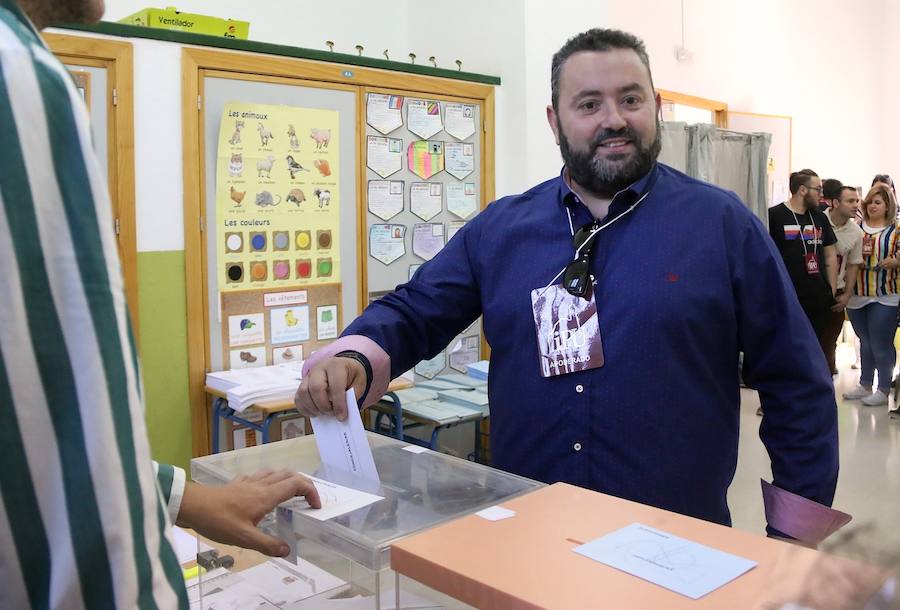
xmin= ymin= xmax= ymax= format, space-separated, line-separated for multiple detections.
xmin=188 ymin=432 xmax=542 ymax=608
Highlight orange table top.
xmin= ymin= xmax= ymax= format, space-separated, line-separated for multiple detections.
xmin=391 ymin=483 xmax=890 ymax=610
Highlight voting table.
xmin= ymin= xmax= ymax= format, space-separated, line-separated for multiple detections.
xmin=390 ymin=482 xmax=893 ymax=610
xmin=190 ymin=431 xmax=542 ymax=608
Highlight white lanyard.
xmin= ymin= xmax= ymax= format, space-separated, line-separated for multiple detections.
xmin=789 ymin=207 xmax=816 ymax=257
xmin=543 ymin=188 xmax=650 ymax=290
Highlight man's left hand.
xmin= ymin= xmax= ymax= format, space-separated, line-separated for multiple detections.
xmin=176 ymin=470 xmax=321 ymax=557
xmin=830 ymin=291 xmax=851 ymax=312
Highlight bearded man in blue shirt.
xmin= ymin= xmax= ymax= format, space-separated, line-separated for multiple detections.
xmin=296 ymin=28 xmax=839 ymax=540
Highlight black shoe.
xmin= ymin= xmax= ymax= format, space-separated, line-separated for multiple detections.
xmin=890 ymin=407 xmax=900 ymax=419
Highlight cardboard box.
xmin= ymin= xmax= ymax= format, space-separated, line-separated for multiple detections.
xmin=119 ymin=6 xmax=249 ymax=39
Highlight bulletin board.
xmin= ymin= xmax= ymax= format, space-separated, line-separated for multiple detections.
xmin=220 ymin=283 xmax=341 ymax=369
xmin=362 ymin=87 xmax=488 ymax=381
xmin=183 ymin=47 xmax=495 ymax=455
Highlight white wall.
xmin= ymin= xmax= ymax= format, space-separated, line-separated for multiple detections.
xmin=881 ymin=1 xmax=900 ymax=191
xmin=90 ymin=0 xmax=892 ymax=248
xmin=607 ymin=0 xmax=886 ymax=190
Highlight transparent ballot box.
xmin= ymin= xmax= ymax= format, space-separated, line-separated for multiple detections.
xmin=189 ymin=432 xmax=543 ymax=609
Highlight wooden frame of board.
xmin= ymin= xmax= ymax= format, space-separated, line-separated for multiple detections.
xmin=45 ymin=34 xmax=139 ymax=329
xmin=183 ymin=47 xmax=495 ymax=456
xmin=658 ymin=89 xmax=729 ymax=128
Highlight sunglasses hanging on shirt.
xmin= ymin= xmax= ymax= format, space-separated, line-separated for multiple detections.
xmin=563 ymin=220 xmax=600 ymax=298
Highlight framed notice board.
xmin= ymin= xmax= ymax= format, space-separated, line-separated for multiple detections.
xmin=183 ymin=47 xmax=495 ymax=455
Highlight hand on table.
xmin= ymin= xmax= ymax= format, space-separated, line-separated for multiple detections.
xmin=294 ymin=357 xmax=367 ymax=421
xmin=176 ymin=470 xmax=321 ymax=557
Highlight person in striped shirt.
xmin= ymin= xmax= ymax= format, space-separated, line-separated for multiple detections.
xmin=0 ymin=1 xmax=320 ymax=608
xmin=843 ymin=184 xmax=900 ymax=407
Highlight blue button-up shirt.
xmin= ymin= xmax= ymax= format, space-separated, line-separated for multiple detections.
xmin=345 ymin=163 xmax=839 ymax=526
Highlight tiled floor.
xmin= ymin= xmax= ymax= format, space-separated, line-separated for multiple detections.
xmin=728 ymin=343 xmax=900 ymax=567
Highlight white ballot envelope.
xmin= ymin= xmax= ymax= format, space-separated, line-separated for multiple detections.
xmin=311 ymin=388 xmax=380 ymax=483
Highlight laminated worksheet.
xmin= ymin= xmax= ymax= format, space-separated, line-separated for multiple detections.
xmin=412 ymin=223 xmax=445 ymax=260
xmin=367 ymin=135 xmax=403 ymax=178
xmin=366 ymin=93 xmax=404 ymax=135
xmin=447 ymin=182 xmax=477 ymax=219
xmin=369 ymin=224 xmax=406 ymax=265
xmin=367 ymin=180 xmax=404 ymax=221
xmin=444 ymin=102 xmax=476 ymax=140
xmin=410 ymin=182 xmax=443 ymax=221
xmin=406 ymin=99 xmax=443 ymax=139
xmin=445 ymin=142 xmax=475 ymax=179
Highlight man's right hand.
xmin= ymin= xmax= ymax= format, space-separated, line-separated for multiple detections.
xmin=294 ymin=357 xmax=367 ymax=421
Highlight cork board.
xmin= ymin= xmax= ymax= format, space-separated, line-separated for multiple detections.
xmin=220 ymin=283 xmax=341 ymax=369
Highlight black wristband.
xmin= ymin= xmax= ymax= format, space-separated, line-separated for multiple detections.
xmin=334 ymin=350 xmax=373 ymax=405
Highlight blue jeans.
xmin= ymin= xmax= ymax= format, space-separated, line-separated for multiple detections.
xmin=848 ymin=303 xmax=897 ymax=392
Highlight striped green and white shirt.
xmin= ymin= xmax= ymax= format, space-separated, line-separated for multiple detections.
xmin=0 ymin=2 xmax=188 ymax=608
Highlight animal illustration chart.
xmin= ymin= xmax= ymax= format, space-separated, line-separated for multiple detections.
xmin=217 ymin=102 xmax=341 ymax=291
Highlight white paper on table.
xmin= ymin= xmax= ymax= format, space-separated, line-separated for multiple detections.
xmin=296 ymin=473 xmax=384 ymax=521
xmin=476 ymin=506 xmax=516 ymax=521
xmin=288 ymin=588 xmax=443 ymax=609
xmin=573 ymin=523 xmax=757 ymax=600
xmin=239 ymin=557 xmax=346 ymax=605
xmin=402 ymin=445 xmax=430 ymax=454
xmin=171 ymin=526 xmax=213 ymax=565
xmin=310 ymin=388 xmax=380 ymax=482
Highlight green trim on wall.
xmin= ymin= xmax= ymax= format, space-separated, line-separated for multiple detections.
xmin=57 ymin=21 xmax=502 ymax=85
xmin=138 ymin=250 xmax=191 ymax=472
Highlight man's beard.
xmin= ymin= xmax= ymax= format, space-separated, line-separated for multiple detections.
xmin=559 ymin=119 xmax=661 ymax=198
xmin=803 ymin=192 xmax=819 ymax=211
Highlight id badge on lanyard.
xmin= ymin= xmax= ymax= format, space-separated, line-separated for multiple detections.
xmin=804 ymin=253 xmax=820 ymax=275
xmin=530 ymin=284 xmax=604 ymax=378
xmin=863 ymin=234 xmax=875 ymax=257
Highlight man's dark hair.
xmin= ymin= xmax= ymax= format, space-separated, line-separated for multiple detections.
xmin=551 ymin=28 xmax=654 ymax=112
xmin=839 ymin=185 xmax=858 ymax=198
xmin=789 ymin=169 xmax=819 ymax=195
xmin=822 ymin=178 xmax=843 ymax=200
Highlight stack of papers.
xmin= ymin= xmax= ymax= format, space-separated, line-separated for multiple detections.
xmin=437 ymin=389 xmax=490 ymax=415
xmin=402 ymin=399 xmax=482 ymax=424
xmin=466 ymin=360 xmax=490 ymax=380
xmin=415 ymin=378 xmax=466 ymax=391
xmin=381 ymin=387 xmax=440 ymax=404
xmin=438 ymin=373 xmax=488 ymax=389
xmin=206 ymin=363 xmax=302 ymax=412
xmin=186 ymin=557 xmax=347 ymax=609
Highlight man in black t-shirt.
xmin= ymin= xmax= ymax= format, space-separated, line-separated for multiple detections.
xmin=768 ymin=169 xmax=838 ymax=344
